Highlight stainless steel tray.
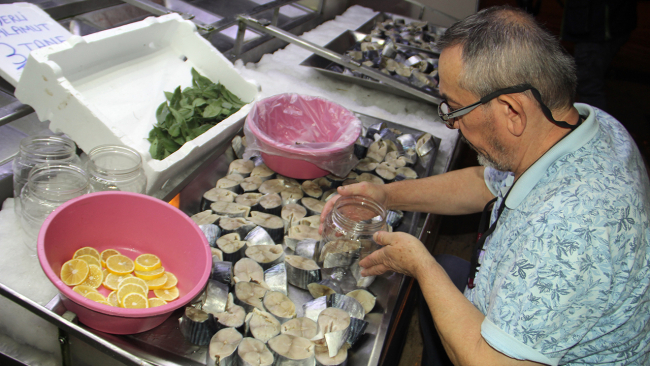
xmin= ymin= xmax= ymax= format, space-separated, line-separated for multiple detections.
xmin=299 ymin=13 xmax=445 ymax=104
xmin=45 ymin=112 xmax=441 ymax=366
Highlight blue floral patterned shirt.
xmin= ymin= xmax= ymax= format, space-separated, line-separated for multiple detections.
xmin=465 ymin=104 xmax=650 ymax=365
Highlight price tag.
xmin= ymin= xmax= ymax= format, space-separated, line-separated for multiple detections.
xmin=0 ymin=2 xmax=71 ymax=87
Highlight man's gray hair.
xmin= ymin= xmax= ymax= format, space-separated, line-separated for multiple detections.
xmin=437 ymin=6 xmax=577 ymax=111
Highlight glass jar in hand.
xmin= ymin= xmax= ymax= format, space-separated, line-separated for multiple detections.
xmin=12 ymin=135 xmax=81 ymax=216
xmin=86 ymin=145 xmax=147 ymax=194
xmin=20 ymin=162 xmax=90 ymax=246
xmin=319 ymin=195 xmax=387 ymax=269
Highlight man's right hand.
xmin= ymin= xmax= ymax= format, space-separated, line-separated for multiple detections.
xmin=318 ymin=182 xmax=389 ymax=234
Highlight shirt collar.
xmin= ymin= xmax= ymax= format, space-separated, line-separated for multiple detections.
xmin=505 ymin=103 xmax=599 ymax=208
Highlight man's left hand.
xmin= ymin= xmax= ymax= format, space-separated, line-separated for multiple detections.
xmin=359 ymin=231 xmax=434 ymax=279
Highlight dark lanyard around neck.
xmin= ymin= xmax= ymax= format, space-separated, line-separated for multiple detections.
xmin=467 ymin=186 xmax=513 ymax=289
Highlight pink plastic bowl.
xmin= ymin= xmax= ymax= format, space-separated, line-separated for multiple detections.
xmin=37 ymin=191 xmax=211 ymax=334
xmin=246 ymin=94 xmax=361 ymax=179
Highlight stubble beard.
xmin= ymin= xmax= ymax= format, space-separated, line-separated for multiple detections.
xmin=458 ymin=116 xmax=513 ymax=172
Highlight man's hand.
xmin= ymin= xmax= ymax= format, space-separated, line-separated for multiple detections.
xmin=319 ymin=182 xmax=389 ymax=234
xmin=358 ymin=231 xmax=435 ymax=279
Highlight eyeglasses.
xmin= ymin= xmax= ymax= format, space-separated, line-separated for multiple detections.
xmin=438 ymin=84 xmax=578 ymax=130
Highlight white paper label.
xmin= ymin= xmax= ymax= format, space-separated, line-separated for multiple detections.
xmin=0 ymin=3 xmax=71 ymax=86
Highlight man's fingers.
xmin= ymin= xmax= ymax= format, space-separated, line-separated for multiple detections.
xmin=373 ymin=230 xmax=400 ymax=247
xmin=359 ymin=247 xmax=385 ymax=269
xmin=361 ymin=263 xmax=390 ymax=277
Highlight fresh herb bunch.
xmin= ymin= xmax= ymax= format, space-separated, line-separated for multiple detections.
xmin=148 ymin=68 xmax=246 ymax=160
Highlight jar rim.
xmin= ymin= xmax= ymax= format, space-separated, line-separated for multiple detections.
xmin=331 ymin=195 xmax=387 ymax=232
xmin=27 ymin=162 xmax=89 ymax=198
xmin=87 ymin=145 xmax=143 ymax=176
xmin=19 ymin=135 xmax=77 ymax=161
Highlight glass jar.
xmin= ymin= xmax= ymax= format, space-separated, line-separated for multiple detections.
xmin=12 ymin=135 xmax=81 ymax=216
xmin=86 ymin=145 xmax=147 ymax=194
xmin=20 ymin=162 xmax=90 ymax=246
xmin=319 ymin=195 xmax=387 ymax=268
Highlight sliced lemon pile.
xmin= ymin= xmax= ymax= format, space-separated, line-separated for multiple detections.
xmin=145 ymin=274 xmax=167 ymax=290
xmin=61 ymin=259 xmax=90 ymax=286
xmin=135 ymin=267 xmax=165 ymax=281
xmin=100 ymin=249 xmax=121 ymax=267
xmin=60 ymin=247 xmax=181 ymax=307
xmin=106 ymin=255 xmax=135 ymax=275
xmin=161 ymin=272 xmax=178 ymax=290
xmin=79 ymin=265 xmax=104 ymax=288
xmin=154 ymin=287 xmax=179 ymax=302
xmin=73 ymin=247 xmax=100 ymax=260
xmin=122 ymin=292 xmax=148 ymax=309
xmin=72 ymin=285 xmax=98 ymax=297
xmin=135 ymin=254 xmax=161 ymax=272
xmin=148 ymin=297 xmax=168 ymax=308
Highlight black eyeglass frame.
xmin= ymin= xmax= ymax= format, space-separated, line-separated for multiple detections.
xmin=438 ymin=84 xmax=578 ymax=130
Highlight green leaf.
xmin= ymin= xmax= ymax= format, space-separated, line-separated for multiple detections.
xmin=178 ymin=107 xmax=194 ymax=120
xmin=156 ymin=102 xmax=170 ymax=125
xmin=170 ymin=86 xmax=182 ymax=110
xmin=203 ymin=101 xmax=222 ymax=119
xmin=168 ymin=106 xmax=186 ymax=124
xmin=164 ymin=91 xmax=174 ymax=102
xmin=192 ymin=98 xmax=207 ymax=107
xmin=221 ymin=101 xmax=233 ymax=110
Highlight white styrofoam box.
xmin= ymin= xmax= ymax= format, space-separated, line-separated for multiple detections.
xmin=15 ymin=13 xmax=260 ymax=193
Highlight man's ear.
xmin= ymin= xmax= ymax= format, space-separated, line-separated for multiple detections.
xmin=495 ymin=94 xmax=526 ymax=137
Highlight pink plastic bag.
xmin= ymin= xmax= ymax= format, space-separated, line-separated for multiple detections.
xmin=244 ymin=94 xmax=361 ymax=178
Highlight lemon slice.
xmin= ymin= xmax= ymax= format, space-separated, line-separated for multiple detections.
xmin=122 ymin=293 xmax=148 ymax=309
xmin=72 ymin=285 xmax=98 ymax=297
xmin=60 ymin=259 xmax=90 ymax=286
xmin=103 ymin=273 xmax=134 ymax=291
xmin=148 ymin=297 xmax=168 ymax=307
xmin=106 ymin=255 xmax=135 ymax=275
xmin=79 ymin=265 xmax=104 ymax=288
xmin=161 ymin=272 xmax=178 ymax=290
xmin=76 ymin=254 xmax=101 ymax=268
xmin=119 ymin=277 xmax=149 ymax=293
xmin=102 ymin=268 xmax=108 ymax=279
xmin=73 ymin=247 xmax=100 ymax=260
xmin=135 ymin=267 xmax=165 ymax=281
xmin=144 ymin=274 xmax=167 ymax=290
xmin=154 ymin=286 xmax=179 ymax=301
xmin=96 ymin=300 xmax=113 ymax=306
xmin=100 ymin=249 xmax=121 ymax=267
xmin=135 ymin=254 xmax=162 ymax=272
xmin=84 ymin=292 xmax=107 ymax=302
xmin=117 ymin=283 xmax=148 ymax=304
xmin=107 ymin=291 xmax=119 ymax=307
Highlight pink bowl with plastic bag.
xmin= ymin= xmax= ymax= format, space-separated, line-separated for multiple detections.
xmin=37 ymin=191 xmax=211 ymax=334
xmin=244 ymin=94 xmax=361 ymax=179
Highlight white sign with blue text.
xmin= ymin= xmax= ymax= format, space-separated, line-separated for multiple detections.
xmin=0 ymin=2 xmax=71 ymax=86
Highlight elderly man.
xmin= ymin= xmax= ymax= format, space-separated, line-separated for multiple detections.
xmin=321 ymin=6 xmax=650 ymax=366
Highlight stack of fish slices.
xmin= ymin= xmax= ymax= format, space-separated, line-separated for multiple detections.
xmin=186 ymin=129 xmax=429 ymax=364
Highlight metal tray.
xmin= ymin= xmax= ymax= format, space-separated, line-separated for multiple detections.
xmin=48 ymin=112 xmax=441 ymax=366
xmin=299 ymin=13 xmax=445 ymax=104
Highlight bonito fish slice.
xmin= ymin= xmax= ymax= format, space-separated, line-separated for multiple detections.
xmin=263 ymin=291 xmax=296 ymax=323
xmin=319 ymin=240 xmax=362 ymax=269
xmin=285 ymin=255 xmax=321 ymax=290
xmin=207 ymin=327 xmax=242 ymax=366
xmin=245 ymin=308 xmax=281 ymax=343
xmin=245 ymin=226 xmax=275 ymax=247
xmin=211 ymin=201 xmax=251 ymax=218
xmin=237 ymin=337 xmax=274 ymax=366
xmin=234 ymin=281 xmax=268 ymax=313
xmin=315 ymin=344 xmax=348 ymax=366
xmin=346 ymin=289 xmax=376 ymax=314
xmin=264 ymin=262 xmax=288 ymax=295
xmin=215 ymin=294 xmax=246 ymax=329
xmin=284 ymin=225 xmax=321 ymax=251
xmin=216 ymin=233 xmax=248 ymax=262
xmin=281 ymin=317 xmax=318 ymax=340
xmin=246 ymin=245 xmax=284 ymax=270
xmin=228 ymin=159 xmax=255 ymax=177
xmin=268 ymin=334 xmax=315 ymax=366
xmin=234 ymin=258 xmax=266 ymax=284
xmin=317 ymin=308 xmax=351 ymax=357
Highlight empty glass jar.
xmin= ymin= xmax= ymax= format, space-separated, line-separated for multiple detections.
xmin=12 ymin=135 xmax=81 ymax=216
xmin=20 ymin=162 xmax=90 ymax=246
xmin=319 ymin=195 xmax=387 ymax=268
xmin=86 ymin=145 xmax=147 ymax=194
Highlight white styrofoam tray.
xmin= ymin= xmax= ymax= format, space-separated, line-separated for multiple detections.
xmin=15 ymin=13 xmax=260 ymax=193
